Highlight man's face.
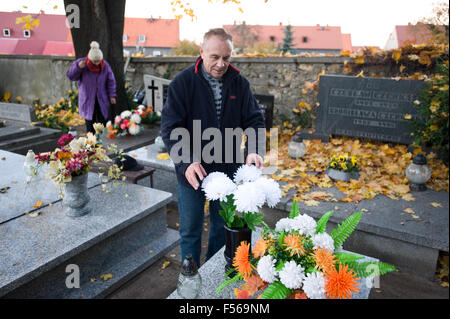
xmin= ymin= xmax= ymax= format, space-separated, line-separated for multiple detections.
xmin=200 ymin=36 xmax=232 ymax=79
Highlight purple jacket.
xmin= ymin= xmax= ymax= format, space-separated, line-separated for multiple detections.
xmin=66 ymin=58 xmax=116 ymax=121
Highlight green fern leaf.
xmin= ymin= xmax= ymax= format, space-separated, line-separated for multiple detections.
xmin=289 ymin=200 xmax=300 ymax=219
xmin=259 ymin=281 xmax=291 ymax=299
xmin=335 ymin=251 xmax=365 ymax=263
xmin=216 ymin=273 xmax=242 ymax=294
xmin=329 ymin=211 xmax=362 ymax=249
xmin=315 ymin=210 xmax=334 ymax=234
xmin=341 ymin=261 xmax=396 ymax=278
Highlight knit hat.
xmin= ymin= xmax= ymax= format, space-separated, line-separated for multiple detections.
xmin=88 ymin=41 xmax=103 ymax=62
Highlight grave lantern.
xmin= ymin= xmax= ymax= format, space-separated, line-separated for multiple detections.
xmin=287 ymin=135 xmax=306 ymax=159
xmin=405 ymin=153 xmax=431 ymax=191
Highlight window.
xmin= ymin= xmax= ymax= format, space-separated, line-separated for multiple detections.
xmin=23 ymin=29 xmax=31 ymax=38
xmin=3 ymin=29 xmax=10 ymax=37
xmin=302 ymin=36 xmax=308 ymax=43
xmin=138 ymin=34 xmax=146 ymax=43
xmin=269 ymin=36 xmax=275 ymax=42
xmin=123 ymin=34 xmax=128 ymax=42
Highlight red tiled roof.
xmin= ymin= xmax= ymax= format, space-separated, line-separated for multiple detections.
xmin=123 ymin=18 xmax=180 ymax=48
xmin=223 ymin=24 xmax=348 ymax=50
xmin=341 ymin=33 xmax=352 ymax=51
xmin=42 ymin=41 xmax=75 ymax=56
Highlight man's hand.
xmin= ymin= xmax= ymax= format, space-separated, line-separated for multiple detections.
xmin=246 ymin=153 xmax=264 ymax=169
xmin=185 ymin=162 xmax=207 ymax=190
xmin=78 ymin=60 xmax=86 ymax=68
xmin=110 ymin=97 xmax=116 ymax=104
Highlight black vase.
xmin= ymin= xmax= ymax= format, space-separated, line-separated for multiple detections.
xmin=224 ymin=225 xmax=252 ymax=275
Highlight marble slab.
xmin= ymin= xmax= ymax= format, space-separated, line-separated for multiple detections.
xmin=127 ymin=143 xmax=175 ymax=172
xmin=0 ymin=182 xmax=173 ymax=296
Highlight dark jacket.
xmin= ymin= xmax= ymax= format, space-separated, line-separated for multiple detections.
xmin=161 ymin=57 xmax=265 ymax=187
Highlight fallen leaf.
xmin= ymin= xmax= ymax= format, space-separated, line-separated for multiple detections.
xmin=157 ymin=153 xmax=170 ymax=160
xmin=90 ymin=278 xmax=97 ymax=283
xmin=100 ymin=273 xmax=114 ymax=281
xmin=402 ymin=194 xmax=416 ymax=202
xmin=304 ymin=199 xmax=320 ymax=207
xmin=33 ymin=200 xmax=43 ymax=209
xmin=430 ymin=202 xmax=442 ymax=208
xmin=403 ymin=208 xmax=415 ymax=214
xmin=28 ymin=211 xmax=40 ymax=218
xmin=161 ymin=260 xmax=171 ymax=270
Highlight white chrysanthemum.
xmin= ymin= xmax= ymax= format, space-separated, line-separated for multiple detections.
xmin=233 ymin=164 xmax=262 ymax=184
xmin=292 ymin=214 xmax=317 ymax=237
xmin=138 ymin=104 xmax=146 ymax=110
xmin=257 ymin=255 xmax=278 ymax=283
xmin=311 ymin=233 xmax=335 ymax=252
xmin=120 ymin=110 xmax=132 ymax=118
xmin=69 ymin=136 xmax=87 ymax=152
xmin=255 ymin=176 xmax=281 ymax=208
xmin=233 ymin=181 xmax=265 ymax=212
xmin=130 ymin=113 xmax=141 ymax=124
xmin=278 ymin=261 xmax=305 ymax=289
xmin=202 ymin=172 xmax=236 ymax=202
xmin=128 ymin=123 xmax=141 ymax=135
xmin=302 ymin=272 xmax=326 ymax=299
xmin=275 ymin=217 xmax=294 ymax=232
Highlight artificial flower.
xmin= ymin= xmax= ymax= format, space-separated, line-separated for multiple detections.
xmin=303 ymin=272 xmax=326 ymax=299
xmin=324 ymin=264 xmax=360 ymax=299
xmin=232 ymin=241 xmax=254 ymax=278
xmin=233 ymin=164 xmax=262 ymax=184
xmin=311 ymin=233 xmax=335 ymax=252
xmin=254 ymin=176 xmax=282 ymax=208
xmin=252 ymin=238 xmax=268 ymax=258
xmin=256 ymin=255 xmax=278 ymax=284
xmin=233 ymin=181 xmax=265 ymax=213
xmin=284 ymin=234 xmax=306 ymax=257
xmin=291 ymin=214 xmax=317 ymax=237
xmin=313 ymin=247 xmax=337 ymax=273
xmin=202 ymin=172 xmax=236 ymax=201
xmin=279 ymin=261 xmax=305 ymax=289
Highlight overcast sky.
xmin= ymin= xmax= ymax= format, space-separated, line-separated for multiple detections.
xmin=0 ymin=0 xmax=440 ymax=48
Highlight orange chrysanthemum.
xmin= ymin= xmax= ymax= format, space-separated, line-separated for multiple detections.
xmin=283 ymin=234 xmax=306 ymax=257
xmin=314 ymin=247 xmax=337 ymax=273
xmin=252 ymin=238 xmax=268 ymax=258
xmin=324 ymin=264 xmax=360 ymax=299
xmin=233 ymin=241 xmax=255 ymax=278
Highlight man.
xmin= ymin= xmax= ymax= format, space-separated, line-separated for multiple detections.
xmin=161 ymin=28 xmax=265 ymax=267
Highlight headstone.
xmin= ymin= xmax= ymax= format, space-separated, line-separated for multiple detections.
xmin=254 ymin=94 xmax=274 ymax=129
xmin=0 ymin=150 xmax=180 ymax=298
xmin=294 ymin=75 xmax=426 ymax=144
xmin=143 ymin=74 xmax=171 ymax=113
xmin=0 ymin=102 xmax=38 ymax=124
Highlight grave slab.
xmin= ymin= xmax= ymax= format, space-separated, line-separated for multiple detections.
xmin=167 ymin=230 xmax=376 ymax=299
xmin=0 ymin=182 xmax=179 ymax=298
xmin=0 ymin=102 xmax=38 ymax=124
xmin=143 ymin=74 xmax=171 ymax=113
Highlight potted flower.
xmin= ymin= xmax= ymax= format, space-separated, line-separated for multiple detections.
xmin=202 ymin=165 xmax=282 ymax=273
xmin=217 ymin=201 xmax=396 ymax=299
xmin=105 ymin=109 xmax=143 ymax=139
xmin=326 ymin=153 xmax=359 ymax=182
xmin=35 ymin=132 xmax=112 ymax=217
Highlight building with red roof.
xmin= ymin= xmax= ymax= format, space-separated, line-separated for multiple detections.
xmin=0 ymin=11 xmax=179 ymax=56
xmin=223 ymin=22 xmax=353 ymax=54
xmin=384 ymin=23 xmax=444 ymax=50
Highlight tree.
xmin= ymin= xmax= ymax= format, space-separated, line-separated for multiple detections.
xmin=228 ymin=22 xmax=258 ymax=54
xmin=410 ymin=1 xmax=449 ymax=45
xmin=63 ymin=0 xmax=127 ymax=120
xmin=173 ymin=40 xmax=200 ymax=56
xmin=281 ymin=24 xmax=295 ymax=55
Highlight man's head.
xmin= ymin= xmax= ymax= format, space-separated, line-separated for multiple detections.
xmin=200 ymin=28 xmax=233 ymax=79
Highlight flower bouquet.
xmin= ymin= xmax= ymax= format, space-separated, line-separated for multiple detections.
xmin=202 ymin=164 xmax=282 ymax=231
xmin=326 ymin=153 xmax=359 ymax=182
xmin=106 ymin=108 xmax=143 ymax=139
xmin=35 ymin=132 xmax=111 ymax=186
xmin=217 ymin=201 xmax=396 ymax=299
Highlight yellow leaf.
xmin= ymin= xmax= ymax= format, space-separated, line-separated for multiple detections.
xmin=31 ymin=19 xmax=40 ymax=28
xmin=161 ymin=260 xmax=171 ymax=270
xmin=238 ymin=7 xmax=244 ymax=13
xmin=403 ymin=208 xmax=414 ymax=214
xmin=399 ymin=65 xmax=406 ymax=73
xmin=33 ymin=200 xmax=43 ymax=209
xmin=100 ymin=273 xmax=114 ymax=281
xmin=53 ymin=5 xmax=58 ymax=9
xmin=402 ymin=194 xmax=416 ymax=202
xmin=157 ymin=153 xmax=170 ymax=160
xmin=354 ymin=55 xmax=365 ymax=65
xmin=430 ymin=202 xmax=442 ymax=208
xmin=392 ymin=49 xmax=402 ymax=62
xmin=304 ymin=199 xmax=320 ymax=207
xmin=404 ymin=114 xmax=412 ymax=120
xmin=28 ymin=212 xmax=40 ymax=218
xmin=4 ymin=92 xmax=11 ymax=101
xmin=356 ymin=70 xmax=364 ymax=78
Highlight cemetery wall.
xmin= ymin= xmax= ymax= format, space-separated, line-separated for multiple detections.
xmin=0 ymin=55 xmax=405 ymax=124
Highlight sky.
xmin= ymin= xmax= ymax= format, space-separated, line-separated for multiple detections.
xmin=0 ymin=0 xmax=440 ymax=48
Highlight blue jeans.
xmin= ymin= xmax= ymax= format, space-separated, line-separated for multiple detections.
xmin=177 ymin=183 xmax=225 ymax=267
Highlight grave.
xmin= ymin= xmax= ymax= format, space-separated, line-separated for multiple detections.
xmin=0 ymin=150 xmax=180 ymax=298
xmin=0 ymin=102 xmax=61 ymax=155
xmin=167 ymin=230 xmax=377 ymax=299
xmin=294 ymin=75 xmax=426 ymax=144
xmin=127 ymin=143 xmax=178 ymax=201
xmin=143 ymin=74 xmax=171 ymax=112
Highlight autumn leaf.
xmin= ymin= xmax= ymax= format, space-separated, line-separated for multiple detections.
xmin=403 ymin=208 xmax=414 ymax=214
xmin=430 ymin=202 xmax=442 ymax=208
xmin=304 ymin=199 xmax=320 ymax=207
xmin=100 ymin=273 xmax=114 ymax=281
xmin=354 ymin=55 xmax=365 ymax=65
xmin=157 ymin=153 xmax=170 ymax=160
xmin=402 ymin=194 xmax=416 ymax=202
xmin=33 ymin=200 xmax=44 ymax=209
xmin=161 ymin=260 xmax=171 ymax=270
xmin=392 ymin=49 xmax=402 ymax=62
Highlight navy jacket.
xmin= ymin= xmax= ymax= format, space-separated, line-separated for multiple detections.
xmin=161 ymin=57 xmax=266 ymax=187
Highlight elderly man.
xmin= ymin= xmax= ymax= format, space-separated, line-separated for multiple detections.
xmin=161 ymin=28 xmax=265 ymax=267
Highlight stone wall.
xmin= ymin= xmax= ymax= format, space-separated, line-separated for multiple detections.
xmin=0 ymin=55 xmax=403 ymax=124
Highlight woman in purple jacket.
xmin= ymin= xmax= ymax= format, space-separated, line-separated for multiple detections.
xmin=66 ymin=41 xmax=117 ymax=134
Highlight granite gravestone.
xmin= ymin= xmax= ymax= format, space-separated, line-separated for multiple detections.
xmin=143 ymin=74 xmax=171 ymax=113
xmin=294 ymin=75 xmax=426 ymax=144
xmin=0 ymin=102 xmax=38 ymax=124
xmin=254 ymin=94 xmax=274 ymax=129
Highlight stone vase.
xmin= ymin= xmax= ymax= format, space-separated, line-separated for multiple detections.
xmin=326 ymin=168 xmax=359 ymax=182
xmin=63 ymin=173 xmax=91 ymax=217
xmin=224 ymin=225 xmax=252 ymax=276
